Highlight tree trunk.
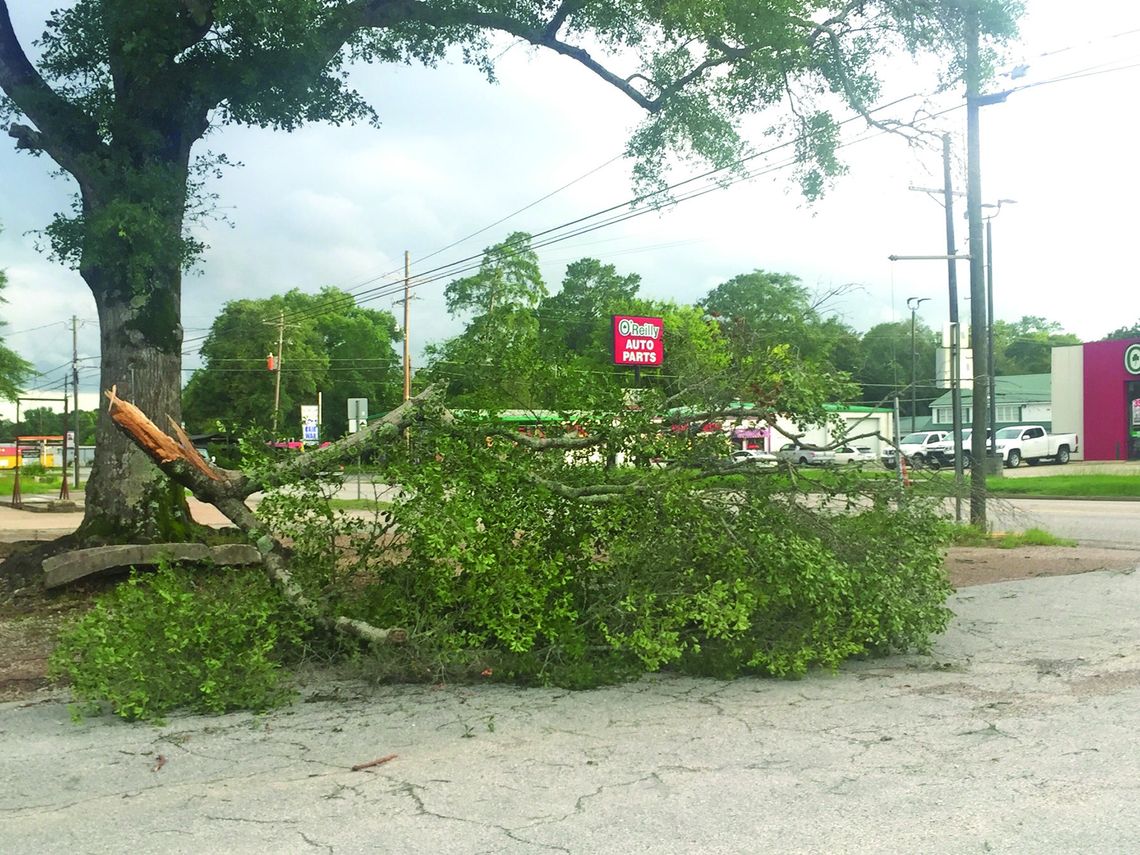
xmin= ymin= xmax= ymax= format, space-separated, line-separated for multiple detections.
xmin=77 ymin=249 xmax=193 ymax=543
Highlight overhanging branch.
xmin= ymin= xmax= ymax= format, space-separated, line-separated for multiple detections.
xmin=0 ymin=1 xmax=107 ymax=185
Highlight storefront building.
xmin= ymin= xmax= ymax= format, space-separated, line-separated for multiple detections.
xmin=1052 ymin=339 xmax=1140 ymax=461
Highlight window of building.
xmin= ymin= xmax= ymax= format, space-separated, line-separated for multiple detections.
xmin=995 ymin=404 xmax=1019 ymax=422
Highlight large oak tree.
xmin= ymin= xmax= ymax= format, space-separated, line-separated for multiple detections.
xmin=0 ymin=0 xmax=1018 ymax=541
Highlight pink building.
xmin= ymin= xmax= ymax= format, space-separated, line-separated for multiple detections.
xmin=1052 ymin=339 xmax=1140 ymax=460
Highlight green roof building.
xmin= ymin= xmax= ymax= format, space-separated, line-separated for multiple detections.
xmin=927 ymin=374 xmax=1052 ymax=432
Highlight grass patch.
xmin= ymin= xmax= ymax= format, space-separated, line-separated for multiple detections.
xmin=900 ymin=471 xmax=1140 ymax=500
xmin=0 ymin=472 xmax=80 ymax=497
xmin=984 ymin=475 xmax=1140 ymax=498
xmin=945 ymin=525 xmax=1077 ymax=549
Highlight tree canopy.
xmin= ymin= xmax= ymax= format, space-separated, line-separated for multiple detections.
xmin=849 ymin=319 xmax=940 ymax=422
xmin=0 ymin=407 xmax=99 ymax=445
xmin=992 ymin=316 xmax=1081 ymax=376
xmin=1103 ymin=320 xmax=1140 ymax=341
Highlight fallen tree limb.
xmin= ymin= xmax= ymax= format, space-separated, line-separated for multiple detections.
xmin=103 ymin=386 xmax=415 ymax=647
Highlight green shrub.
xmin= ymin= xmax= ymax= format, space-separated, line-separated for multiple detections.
xmin=49 ymin=562 xmax=311 ymax=721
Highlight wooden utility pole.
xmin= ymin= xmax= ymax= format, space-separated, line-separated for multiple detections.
xmin=965 ymin=2 xmax=990 ymax=529
xmin=403 ymin=250 xmax=411 ymax=401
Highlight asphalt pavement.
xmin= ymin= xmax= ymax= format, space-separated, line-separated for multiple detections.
xmin=4 ymin=482 xmax=1140 ymax=852
xmin=3 ymin=566 xmax=1140 ymax=854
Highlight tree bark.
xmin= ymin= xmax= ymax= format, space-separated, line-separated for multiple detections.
xmin=80 ymin=282 xmax=191 ymax=542
xmin=76 ymin=181 xmax=194 ymax=543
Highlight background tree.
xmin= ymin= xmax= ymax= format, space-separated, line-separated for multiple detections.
xmin=992 ymin=316 xmax=1080 ymax=375
xmin=0 ymin=228 xmax=32 ymax=401
xmin=427 ymin=233 xmax=546 ymax=408
xmin=430 ymin=237 xmax=745 ymax=411
xmin=183 ymin=288 xmax=400 ymax=438
xmin=538 ymin=258 xmax=642 ymax=356
xmin=851 ymin=320 xmax=940 ymax=425
xmin=1102 ymin=320 xmax=1140 ymax=341
xmin=702 ymin=271 xmax=825 ymax=358
xmin=0 ymin=407 xmax=97 ymax=443
xmin=700 ymin=270 xmax=859 ymax=408
xmin=0 ymin=1 xmax=1019 ymax=542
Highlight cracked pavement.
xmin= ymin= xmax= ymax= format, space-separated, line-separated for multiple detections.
xmin=3 ymin=567 xmax=1140 ymax=854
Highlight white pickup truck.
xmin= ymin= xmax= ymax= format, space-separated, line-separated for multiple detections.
xmin=993 ymin=425 xmax=1079 ymax=468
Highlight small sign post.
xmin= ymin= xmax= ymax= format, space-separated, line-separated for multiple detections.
xmin=301 ymin=405 xmax=320 ymax=443
xmin=347 ymin=398 xmax=368 ymax=434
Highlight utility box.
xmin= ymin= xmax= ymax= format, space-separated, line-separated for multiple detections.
xmin=985 ymin=453 xmax=1004 ymax=477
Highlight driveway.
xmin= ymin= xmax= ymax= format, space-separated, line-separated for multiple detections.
xmin=3 ymin=566 xmax=1139 ymax=854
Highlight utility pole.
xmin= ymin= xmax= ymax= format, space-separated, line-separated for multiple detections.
xmin=71 ymin=314 xmax=80 ymax=488
xmin=907 ymin=297 xmax=931 ymax=432
xmin=965 ymin=2 xmax=989 ymax=528
xmin=403 ymin=250 xmax=411 ymax=401
xmin=272 ymin=311 xmax=285 ymax=434
xmin=942 ymin=133 xmax=965 ymax=521
xmin=986 ymin=216 xmax=997 ymax=455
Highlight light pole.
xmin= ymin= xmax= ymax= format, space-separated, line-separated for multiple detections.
xmin=982 ymin=199 xmax=1016 ymax=455
xmin=907 ymin=297 xmax=931 ymax=432
xmin=889 ymin=253 xmax=970 ymax=522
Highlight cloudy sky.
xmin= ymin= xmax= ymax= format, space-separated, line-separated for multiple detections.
xmin=3 ymin=0 xmax=1140 ymax=411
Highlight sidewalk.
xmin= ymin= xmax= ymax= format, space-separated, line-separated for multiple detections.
xmin=0 ymin=498 xmax=233 ymax=542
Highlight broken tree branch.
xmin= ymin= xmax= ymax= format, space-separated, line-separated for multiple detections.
xmin=103 ymin=385 xmax=410 ymax=647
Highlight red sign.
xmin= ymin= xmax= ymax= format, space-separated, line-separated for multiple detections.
xmin=612 ymin=315 xmax=664 ymax=366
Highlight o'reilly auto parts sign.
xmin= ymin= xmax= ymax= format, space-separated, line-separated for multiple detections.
xmin=612 ymin=315 xmax=664 ymax=366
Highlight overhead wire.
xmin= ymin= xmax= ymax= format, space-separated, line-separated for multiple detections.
xmin=177 ymin=88 xmax=936 ymax=355
xmin=148 ymin=51 xmax=1140 ymax=371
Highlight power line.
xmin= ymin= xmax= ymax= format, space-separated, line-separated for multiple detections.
xmin=3 ymin=321 xmax=68 ymax=337
xmin=180 ymin=90 xmax=935 ymax=352
xmin=178 ymin=52 xmax=1140 ymax=361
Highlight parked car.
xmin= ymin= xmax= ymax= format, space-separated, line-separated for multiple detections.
xmin=832 ymin=445 xmax=876 ymax=465
xmin=881 ymin=431 xmax=949 ymax=469
xmin=926 ymin=429 xmax=991 ymax=469
xmin=730 ymin=449 xmax=780 ymax=468
xmin=993 ymin=425 xmax=1079 ymax=467
xmin=776 ymin=443 xmax=837 ymax=466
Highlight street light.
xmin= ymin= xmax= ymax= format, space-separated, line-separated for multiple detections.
xmin=906 ymin=297 xmax=932 ymax=432
xmin=983 ymin=199 xmax=1016 ymax=456
xmin=888 ymin=249 xmax=969 ymax=522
